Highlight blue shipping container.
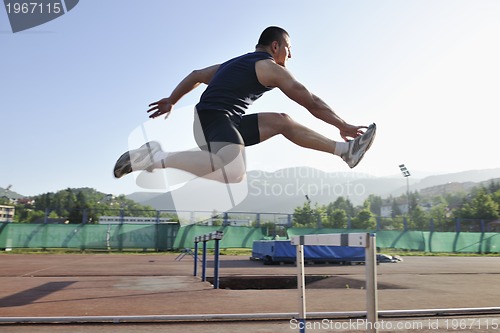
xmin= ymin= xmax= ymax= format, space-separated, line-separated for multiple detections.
xmin=252 ymin=240 xmax=365 ymax=264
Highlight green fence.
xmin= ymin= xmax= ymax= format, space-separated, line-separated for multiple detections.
xmin=372 ymin=230 xmax=500 ymax=253
xmin=287 ymin=228 xmax=500 ymax=254
xmin=2 ymin=223 xmax=500 ymax=253
xmin=0 ymin=223 xmax=179 ymax=251
xmin=173 ymin=225 xmax=267 ymax=249
xmin=288 ymin=228 xmax=500 ymax=253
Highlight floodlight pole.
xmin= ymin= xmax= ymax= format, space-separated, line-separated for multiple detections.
xmin=399 ymin=164 xmax=411 ymax=215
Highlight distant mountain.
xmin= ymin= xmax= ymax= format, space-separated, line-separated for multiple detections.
xmin=0 ymin=187 xmax=24 ymax=200
xmin=411 ymin=168 xmax=500 ymax=191
xmin=126 ymin=192 xmax=167 ymax=204
xmin=388 ymin=168 xmax=500 ymax=196
xmin=127 ymin=167 xmax=500 ymax=214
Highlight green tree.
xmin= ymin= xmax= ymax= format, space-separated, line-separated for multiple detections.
xmin=351 ymin=209 xmax=376 ymax=229
xmin=293 ymin=201 xmax=323 ymax=228
xmin=366 ymin=194 xmax=383 ymax=215
xmin=323 ymin=209 xmax=347 ymax=228
xmin=12 ymin=205 xmax=29 ymax=223
xmin=408 ymin=191 xmax=420 ymax=215
xmin=27 ymin=210 xmax=45 ymax=223
xmin=487 ymin=180 xmax=500 ymax=194
xmin=444 ymin=191 xmax=467 ymax=210
xmin=391 ymin=199 xmax=402 ymax=218
xmin=492 ymin=190 xmax=500 ymax=214
xmin=456 ymin=188 xmax=499 ymax=220
xmin=330 ymin=197 xmax=355 ymax=216
xmin=12 ymin=188 xmax=174 ymax=224
xmin=428 ymin=202 xmax=450 ymax=231
xmin=408 ymin=205 xmax=428 ymax=230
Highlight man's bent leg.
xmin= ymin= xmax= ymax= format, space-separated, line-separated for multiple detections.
xmin=161 ymin=143 xmax=246 ymax=183
xmin=115 ymin=141 xmax=246 ymax=184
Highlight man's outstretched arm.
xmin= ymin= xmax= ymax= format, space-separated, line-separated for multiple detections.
xmin=147 ymin=64 xmax=220 ymax=119
xmin=256 ymin=60 xmax=366 ymax=141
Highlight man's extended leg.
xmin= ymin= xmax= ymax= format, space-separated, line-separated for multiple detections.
xmin=256 ymin=112 xmax=375 ymax=168
xmin=257 ymin=112 xmax=337 ymax=153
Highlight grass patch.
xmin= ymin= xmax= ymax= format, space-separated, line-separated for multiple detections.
xmin=1 ymin=247 xmax=254 ymax=256
xmin=1 ymin=248 xmax=175 ymax=255
xmin=220 ymin=248 xmax=252 ymax=256
xmin=379 ymin=248 xmax=500 ymax=257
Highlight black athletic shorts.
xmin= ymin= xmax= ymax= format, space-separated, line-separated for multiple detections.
xmin=194 ymin=109 xmax=261 ymax=153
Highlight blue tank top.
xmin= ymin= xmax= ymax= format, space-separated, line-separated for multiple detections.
xmin=196 ymin=51 xmax=274 ymax=117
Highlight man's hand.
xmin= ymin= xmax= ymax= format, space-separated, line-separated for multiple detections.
xmin=146 ymin=65 xmax=220 ymax=120
xmin=340 ymin=124 xmax=368 ymax=142
xmin=147 ymin=98 xmax=174 ymax=119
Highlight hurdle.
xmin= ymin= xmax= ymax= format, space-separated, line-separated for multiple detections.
xmin=193 ymin=230 xmax=223 ymax=289
xmin=291 ymin=233 xmax=378 ymax=333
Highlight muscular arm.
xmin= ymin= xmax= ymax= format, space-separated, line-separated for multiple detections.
xmin=148 ymin=64 xmax=220 ymax=119
xmin=169 ymin=65 xmax=220 ymax=104
xmin=256 ymin=60 xmax=365 ymax=140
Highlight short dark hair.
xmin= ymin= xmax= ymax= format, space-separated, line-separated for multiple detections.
xmin=256 ymin=26 xmax=289 ymax=48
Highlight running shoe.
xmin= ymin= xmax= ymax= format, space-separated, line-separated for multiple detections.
xmin=113 ymin=141 xmax=162 ymax=178
xmin=341 ymin=123 xmax=376 ymax=168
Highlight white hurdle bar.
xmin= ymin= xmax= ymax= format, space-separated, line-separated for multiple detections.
xmin=291 ymin=233 xmax=378 ymax=333
xmin=193 ymin=230 xmax=224 ymax=243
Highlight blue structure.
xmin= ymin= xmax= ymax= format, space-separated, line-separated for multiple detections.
xmin=193 ymin=231 xmax=223 ymax=289
xmin=252 ymin=240 xmax=365 ymax=264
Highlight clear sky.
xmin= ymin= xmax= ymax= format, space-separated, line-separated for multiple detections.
xmin=1 ymin=0 xmax=499 ymax=196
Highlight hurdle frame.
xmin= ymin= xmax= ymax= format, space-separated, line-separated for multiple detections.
xmin=291 ymin=233 xmax=378 ymax=333
xmin=193 ymin=230 xmax=223 ymax=289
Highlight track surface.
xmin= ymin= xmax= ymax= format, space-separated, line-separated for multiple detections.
xmin=1 ymin=254 xmax=500 ymax=332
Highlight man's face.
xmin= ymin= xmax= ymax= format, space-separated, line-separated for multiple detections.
xmin=273 ymin=35 xmax=292 ymax=67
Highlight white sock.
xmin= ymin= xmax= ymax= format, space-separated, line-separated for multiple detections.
xmin=333 ymin=141 xmax=349 ymax=156
xmin=152 ymin=151 xmax=169 ymax=169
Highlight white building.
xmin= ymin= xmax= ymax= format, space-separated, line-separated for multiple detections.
xmin=0 ymin=205 xmax=15 ymax=222
xmin=98 ymin=216 xmax=174 ymax=224
xmin=380 ymin=204 xmax=409 ymax=218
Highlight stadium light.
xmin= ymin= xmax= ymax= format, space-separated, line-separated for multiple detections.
xmin=399 ymin=164 xmax=411 ymax=178
xmin=399 ymin=164 xmax=411 ymax=215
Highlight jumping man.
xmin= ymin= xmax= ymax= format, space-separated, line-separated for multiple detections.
xmin=114 ymin=26 xmax=376 ymax=183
